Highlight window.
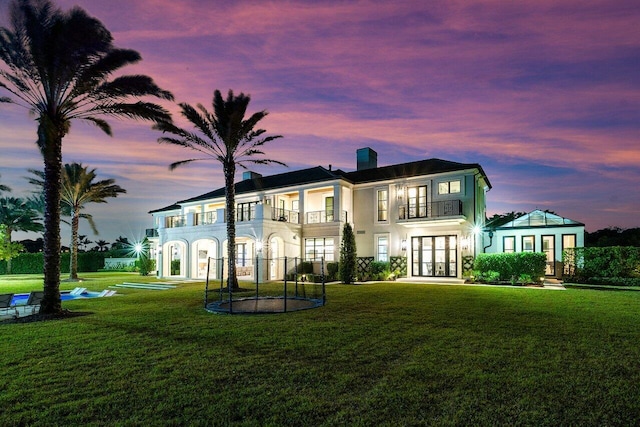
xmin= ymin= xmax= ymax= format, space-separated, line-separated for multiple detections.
xmin=400 ymin=185 xmax=427 ymax=219
xmin=235 ymin=243 xmax=247 ymax=266
xmin=237 ymin=202 xmax=257 ymax=221
xmin=305 ymin=238 xmax=335 ymax=261
xmin=376 ymin=235 xmax=389 ymax=261
xmin=438 ymin=180 xmax=461 ymax=194
xmin=377 ymin=189 xmax=388 ymax=222
xmin=503 ymin=236 xmax=515 ymax=253
xmin=562 ymin=234 xmax=576 ymax=251
xmin=522 ymin=235 xmax=535 ymax=252
xmin=325 ymin=197 xmax=334 ymax=222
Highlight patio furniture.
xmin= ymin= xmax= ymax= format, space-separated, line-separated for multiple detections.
xmin=0 ymin=293 xmax=14 ymax=317
xmin=17 ymin=291 xmax=44 ymax=317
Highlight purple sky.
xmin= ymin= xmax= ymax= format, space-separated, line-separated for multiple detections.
xmin=1 ymin=0 xmax=639 ymax=245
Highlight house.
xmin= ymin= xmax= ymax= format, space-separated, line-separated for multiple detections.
xmin=482 ymin=210 xmax=585 ymax=278
xmin=147 ymin=148 xmax=492 ymax=281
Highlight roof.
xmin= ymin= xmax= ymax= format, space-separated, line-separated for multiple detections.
xmin=177 ymin=166 xmax=342 ymax=204
xmin=344 ymin=158 xmax=491 ymax=188
xmin=492 ymin=210 xmax=584 ymax=229
xmin=149 ymin=158 xmax=491 ymax=213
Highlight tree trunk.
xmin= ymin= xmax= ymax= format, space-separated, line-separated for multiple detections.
xmin=6 ymin=229 xmax=12 ymax=275
xmin=69 ymin=208 xmax=79 ymax=280
xmin=224 ymin=161 xmax=239 ymax=290
xmin=39 ymin=121 xmax=63 ymax=314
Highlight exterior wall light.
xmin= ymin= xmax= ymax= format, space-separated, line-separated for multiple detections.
xmin=401 ymin=239 xmax=407 ymax=252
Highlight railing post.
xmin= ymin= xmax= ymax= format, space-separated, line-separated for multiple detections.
xmin=295 ymin=257 xmax=299 ymax=297
xmin=204 ymin=257 xmax=211 ymax=308
xmin=284 ymin=257 xmax=288 ymax=313
xmin=321 ymin=256 xmax=326 ymax=305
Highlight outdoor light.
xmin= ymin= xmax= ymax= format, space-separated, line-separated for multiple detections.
xmin=255 ymin=240 xmax=263 ymax=253
xmin=401 ymin=239 xmax=407 ymax=251
xmin=134 ymin=243 xmax=143 ymax=255
xmin=472 ymin=225 xmax=482 ymax=235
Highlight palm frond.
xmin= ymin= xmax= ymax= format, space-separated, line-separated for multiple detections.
xmin=84 ymin=116 xmax=112 ymax=135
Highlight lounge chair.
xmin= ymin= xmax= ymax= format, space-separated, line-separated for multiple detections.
xmin=16 ymin=291 xmax=45 ymax=317
xmin=70 ymin=287 xmax=86 ymax=296
xmin=0 ymin=293 xmax=14 ymax=317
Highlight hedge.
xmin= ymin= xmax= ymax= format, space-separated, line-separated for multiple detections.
xmin=474 ymin=252 xmax=547 ymax=283
xmin=564 ymin=246 xmax=640 ymax=285
xmin=0 ymin=251 xmax=107 ymax=275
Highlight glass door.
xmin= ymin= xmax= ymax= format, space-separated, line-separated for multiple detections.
xmin=542 ymin=235 xmax=555 ymax=276
xmin=411 ymin=236 xmax=457 ymax=277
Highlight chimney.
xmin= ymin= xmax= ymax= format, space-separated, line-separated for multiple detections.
xmin=357 ymin=147 xmax=378 ymax=171
xmin=242 ymin=171 xmax=262 ymax=181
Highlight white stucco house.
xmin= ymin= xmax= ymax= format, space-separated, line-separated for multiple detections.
xmin=147 ymin=148 xmax=492 ymax=281
xmin=482 ymin=210 xmax=585 ymax=278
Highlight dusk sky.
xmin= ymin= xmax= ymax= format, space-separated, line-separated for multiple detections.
xmin=1 ymin=0 xmax=639 ymax=245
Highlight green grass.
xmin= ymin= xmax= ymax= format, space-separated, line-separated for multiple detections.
xmin=2 ymin=273 xmax=640 ymax=426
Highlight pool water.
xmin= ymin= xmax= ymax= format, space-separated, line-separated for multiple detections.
xmin=10 ymin=290 xmax=109 ymax=306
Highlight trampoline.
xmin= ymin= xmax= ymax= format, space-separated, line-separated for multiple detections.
xmin=205 ymin=296 xmax=323 ymax=314
xmin=203 ymin=256 xmax=327 ymax=314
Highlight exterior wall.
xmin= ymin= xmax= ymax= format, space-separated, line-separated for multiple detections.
xmin=352 ymin=169 xmax=486 ymax=278
xmin=485 ymin=225 xmax=585 ymax=277
xmin=150 ymin=167 xmax=488 ymax=280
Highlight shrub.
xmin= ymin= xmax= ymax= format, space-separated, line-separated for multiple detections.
xmin=326 ymin=262 xmax=339 ymax=281
xmin=0 ymin=251 xmax=106 ymax=274
xmin=564 ymin=247 xmax=640 ymax=282
xmin=474 ymin=252 xmax=546 ymax=284
xmin=339 ymin=223 xmax=357 ymax=284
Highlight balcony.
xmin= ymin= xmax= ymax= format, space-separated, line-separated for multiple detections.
xmin=195 ymin=211 xmax=217 ymax=225
xmin=271 ymin=207 xmax=299 ymax=224
xmin=398 ymin=200 xmax=462 ymax=220
xmin=306 ymin=210 xmax=348 ymax=224
xmin=165 ymin=215 xmax=186 ymax=228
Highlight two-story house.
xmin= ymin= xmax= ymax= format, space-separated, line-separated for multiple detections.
xmin=148 ymin=148 xmax=492 ymax=281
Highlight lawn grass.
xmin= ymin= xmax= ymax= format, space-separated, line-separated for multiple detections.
xmin=1 ymin=273 xmax=640 ymax=425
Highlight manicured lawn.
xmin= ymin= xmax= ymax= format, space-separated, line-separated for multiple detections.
xmin=1 ymin=273 xmax=640 ymax=425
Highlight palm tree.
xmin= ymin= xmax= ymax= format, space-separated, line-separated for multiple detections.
xmin=0 ymin=173 xmax=11 ymax=194
xmin=0 ymin=0 xmax=172 ymax=313
xmin=155 ymin=90 xmax=284 ymax=289
xmin=94 ymin=239 xmax=109 ymax=252
xmin=28 ymin=163 xmax=126 ymax=280
xmin=0 ymin=196 xmax=43 ymax=273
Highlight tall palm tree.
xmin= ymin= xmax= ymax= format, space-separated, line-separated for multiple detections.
xmin=28 ymin=163 xmax=126 ymax=280
xmin=0 ymin=196 xmax=43 ymax=273
xmin=155 ymin=89 xmax=284 ymax=290
xmin=0 ymin=0 xmax=173 ymax=313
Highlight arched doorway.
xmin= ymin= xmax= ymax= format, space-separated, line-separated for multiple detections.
xmin=192 ymin=239 xmax=217 ymax=279
xmin=164 ymin=241 xmax=186 ymax=277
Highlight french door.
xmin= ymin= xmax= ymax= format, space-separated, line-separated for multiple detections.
xmin=411 ymin=236 xmax=457 ymax=277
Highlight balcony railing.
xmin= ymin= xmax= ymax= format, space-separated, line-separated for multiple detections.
xmin=165 ymin=215 xmax=186 ymax=228
xmin=195 ymin=211 xmax=217 ymax=225
xmin=398 ymin=200 xmax=462 ymax=220
xmin=271 ymin=208 xmax=299 ymax=224
xmin=306 ymin=210 xmax=348 ymax=224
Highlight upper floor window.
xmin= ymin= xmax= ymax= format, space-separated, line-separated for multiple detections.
xmin=377 ymin=189 xmax=388 ymax=222
xmin=438 ymin=180 xmax=461 ymax=195
xmin=405 ymin=186 xmax=427 ymax=219
xmin=237 ymin=202 xmax=257 ymax=221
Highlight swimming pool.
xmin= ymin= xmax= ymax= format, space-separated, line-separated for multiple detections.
xmin=10 ymin=289 xmax=115 ymax=306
